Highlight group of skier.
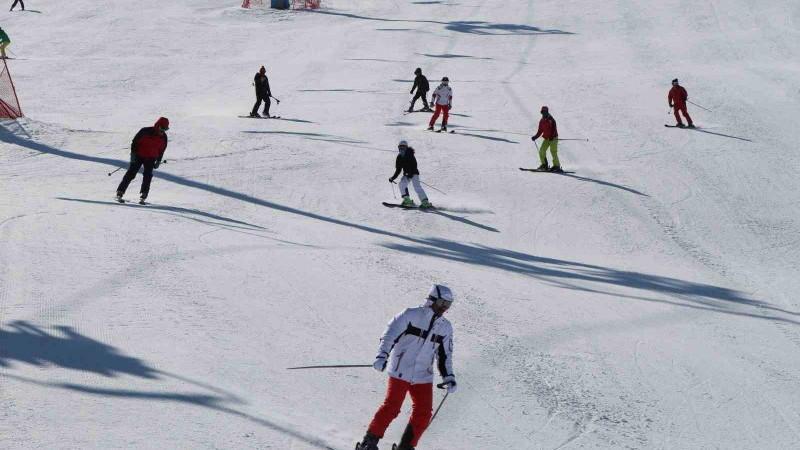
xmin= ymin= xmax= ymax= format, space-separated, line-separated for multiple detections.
xmin=106 ymin=71 xmax=698 ymax=449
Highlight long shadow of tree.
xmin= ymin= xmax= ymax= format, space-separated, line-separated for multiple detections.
xmin=0 ymin=321 xmax=334 ymax=448
xmin=3 ymin=123 xmax=796 ymax=326
xmin=312 ymin=10 xmax=574 ymax=36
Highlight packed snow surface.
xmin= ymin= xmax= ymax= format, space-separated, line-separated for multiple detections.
xmin=2 ymin=1 xmax=800 ymax=448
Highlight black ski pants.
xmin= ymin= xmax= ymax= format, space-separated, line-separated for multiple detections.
xmin=410 ymin=90 xmax=429 ymax=110
xmin=10 ymin=0 xmax=24 ymax=11
xmin=252 ymin=95 xmax=271 ymax=116
xmin=117 ymin=157 xmax=156 ymax=198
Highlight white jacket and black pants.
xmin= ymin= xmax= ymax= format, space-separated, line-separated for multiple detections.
xmin=366 ymin=305 xmax=455 ymax=449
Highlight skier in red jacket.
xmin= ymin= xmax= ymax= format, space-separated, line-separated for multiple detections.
xmin=531 ymin=106 xmax=561 ymax=172
xmin=116 ymin=117 xmax=169 ymax=204
xmin=668 ymin=78 xmax=694 ymax=128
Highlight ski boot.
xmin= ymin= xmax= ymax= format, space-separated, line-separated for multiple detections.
xmin=439 ymin=125 xmax=447 ymax=132
xmin=115 ymin=191 xmax=124 ymax=203
xmin=687 ymin=123 xmax=696 ymax=129
xmin=676 ymin=123 xmax=686 ymax=128
xmin=420 ymin=198 xmax=433 ymax=209
xmin=139 ymin=195 xmax=147 ymax=205
xmin=249 ymin=111 xmax=261 ymax=118
xmin=401 ymin=197 xmax=415 ymax=207
xmin=422 ymin=106 xmax=432 ymax=112
xmin=427 ymin=125 xmax=434 ymax=131
xmin=407 ymin=106 xmax=415 ymax=113
xmin=393 ymin=425 xmax=415 ymax=450
xmin=548 ymin=165 xmax=564 ymax=173
xmin=535 ymin=162 xmax=549 ymax=172
xmin=356 ymin=432 xmax=380 ymax=450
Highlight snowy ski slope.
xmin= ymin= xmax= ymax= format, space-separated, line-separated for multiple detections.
xmin=1 ymin=0 xmax=800 ymax=448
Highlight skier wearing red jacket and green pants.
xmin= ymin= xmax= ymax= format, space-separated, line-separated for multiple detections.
xmin=531 ymin=106 xmax=561 ymax=172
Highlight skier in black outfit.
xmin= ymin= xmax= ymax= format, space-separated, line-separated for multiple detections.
xmin=10 ymin=0 xmax=24 ymax=11
xmin=250 ymin=66 xmax=273 ymax=118
xmin=389 ymin=140 xmax=432 ymax=208
xmin=408 ymin=68 xmax=430 ymax=112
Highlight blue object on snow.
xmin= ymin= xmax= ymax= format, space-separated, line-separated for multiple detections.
xmin=271 ymin=0 xmax=290 ymax=8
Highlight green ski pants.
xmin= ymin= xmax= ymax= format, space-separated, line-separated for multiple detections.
xmin=539 ymin=138 xmax=559 ymax=167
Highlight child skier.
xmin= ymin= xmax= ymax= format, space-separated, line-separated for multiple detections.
xmin=668 ymin=78 xmax=694 ymax=128
xmin=9 ymin=0 xmax=24 ymax=12
xmin=116 ymin=117 xmax=169 ymax=204
xmin=389 ymin=140 xmax=432 ymax=209
xmin=531 ymin=106 xmax=562 ymax=172
xmin=357 ymin=284 xmax=458 ymax=450
xmin=427 ymin=77 xmax=452 ymax=132
xmin=408 ymin=68 xmax=430 ymax=112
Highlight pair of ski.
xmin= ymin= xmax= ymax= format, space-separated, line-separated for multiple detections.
xmin=427 ymin=128 xmax=454 ymax=134
xmin=355 ymin=443 xmax=405 ymax=450
xmin=116 ymin=197 xmax=148 ymax=205
xmin=664 ymin=124 xmax=698 ymax=129
xmin=382 ymin=202 xmax=435 ymax=210
xmin=239 ymin=115 xmax=282 ymax=119
xmin=519 ymin=168 xmax=575 ymax=174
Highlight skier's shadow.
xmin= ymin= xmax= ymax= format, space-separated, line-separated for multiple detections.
xmin=690 ymin=127 xmax=753 ymax=142
xmin=55 ymin=197 xmax=268 ymax=231
xmin=560 ymin=173 xmax=648 ymax=197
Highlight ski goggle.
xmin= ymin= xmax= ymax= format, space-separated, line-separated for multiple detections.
xmin=428 ymin=295 xmax=453 ymax=309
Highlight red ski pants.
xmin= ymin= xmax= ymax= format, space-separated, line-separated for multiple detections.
xmin=673 ymin=105 xmax=693 ymax=125
xmin=429 ymin=104 xmax=449 ymax=127
xmin=368 ymin=377 xmax=433 ymax=446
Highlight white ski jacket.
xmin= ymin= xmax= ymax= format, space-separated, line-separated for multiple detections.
xmin=376 ymin=305 xmax=454 ymax=384
xmin=431 ymin=85 xmax=452 ymax=106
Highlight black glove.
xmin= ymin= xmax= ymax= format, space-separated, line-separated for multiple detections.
xmin=154 ymin=160 xmax=161 ymax=169
xmin=389 ymin=177 xmax=396 ymax=183
xmin=669 ymin=103 xmax=674 ymax=108
xmin=531 ymin=136 xmax=536 ymax=141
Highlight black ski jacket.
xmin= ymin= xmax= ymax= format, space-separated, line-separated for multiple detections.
xmin=391 ymin=147 xmax=420 ymax=180
xmin=411 ymin=75 xmax=430 ymax=93
xmin=254 ymin=73 xmax=271 ymax=98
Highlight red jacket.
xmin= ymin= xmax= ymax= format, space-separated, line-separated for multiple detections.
xmin=668 ymin=86 xmax=688 ymax=108
xmin=533 ymin=116 xmax=558 ymax=140
xmin=132 ymin=117 xmax=169 ymax=159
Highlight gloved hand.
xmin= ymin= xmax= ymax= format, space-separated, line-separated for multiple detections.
xmin=410 ymin=90 xmax=414 ymax=94
xmin=448 ymin=104 xmax=452 ymax=110
xmin=130 ymin=154 xmax=138 ymax=165
xmin=531 ymin=136 xmax=537 ymax=141
xmin=669 ymin=103 xmax=674 ymax=108
xmin=442 ymin=375 xmax=458 ymax=394
xmin=373 ymin=356 xmax=388 ymax=372
xmin=389 ymin=177 xmax=396 ymax=183
xmin=154 ymin=160 xmax=161 ymax=169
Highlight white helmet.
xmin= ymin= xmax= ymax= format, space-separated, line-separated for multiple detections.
xmin=427 ymin=284 xmax=454 ymax=309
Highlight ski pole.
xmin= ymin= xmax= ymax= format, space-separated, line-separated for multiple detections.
xmin=687 ymin=100 xmax=712 ymax=113
xmin=270 ymin=95 xmax=281 ymax=104
xmin=421 ymin=181 xmax=447 ymax=195
xmin=390 ymin=180 xmax=397 ymax=199
xmin=557 ymin=138 xmax=589 ymax=141
xmin=108 ymin=167 xmax=123 ymax=176
xmin=286 ymin=364 xmax=372 ymax=370
xmin=430 ymin=384 xmax=451 ymax=424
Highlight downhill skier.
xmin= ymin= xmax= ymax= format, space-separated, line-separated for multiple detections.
xmin=357 ymin=285 xmax=458 ymax=450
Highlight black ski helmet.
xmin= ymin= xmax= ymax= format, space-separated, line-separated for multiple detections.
xmin=441 ymin=76 xmax=449 ymax=82
xmin=541 ymin=105 xmax=549 ymax=114
xmin=414 ymin=68 xmax=422 ymax=75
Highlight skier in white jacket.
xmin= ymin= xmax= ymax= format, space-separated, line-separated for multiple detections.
xmin=427 ymin=77 xmax=452 ymax=132
xmin=357 ymin=285 xmax=457 ymax=450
